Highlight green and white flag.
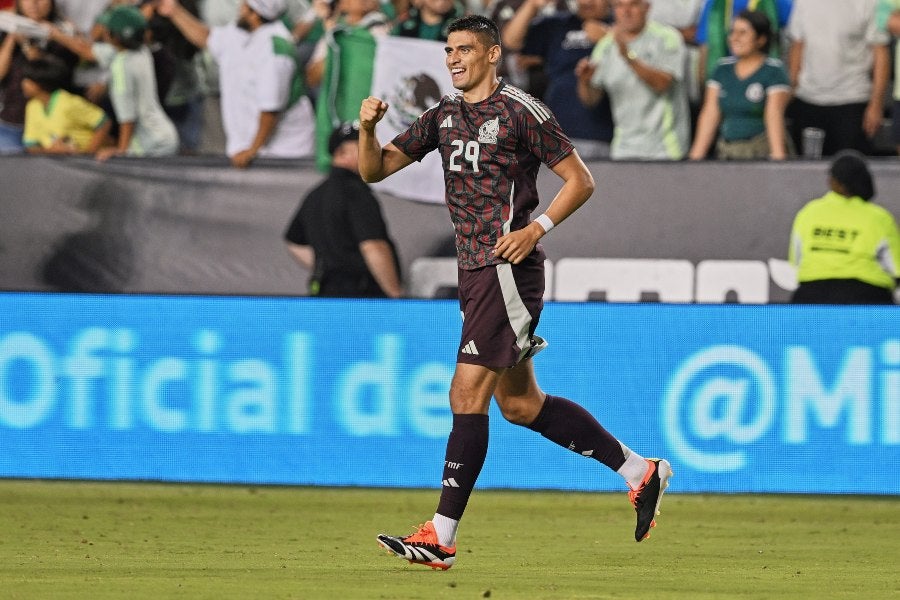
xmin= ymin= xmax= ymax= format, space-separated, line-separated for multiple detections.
xmin=370 ymin=36 xmax=456 ymax=204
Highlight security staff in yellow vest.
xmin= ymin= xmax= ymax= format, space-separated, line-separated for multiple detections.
xmin=789 ymin=151 xmax=900 ymax=304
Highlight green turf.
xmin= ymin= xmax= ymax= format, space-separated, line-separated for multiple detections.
xmin=1 ymin=480 xmax=898 ymax=599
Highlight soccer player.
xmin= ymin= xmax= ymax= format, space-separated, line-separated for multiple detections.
xmin=359 ymin=14 xmax=672 ymax=571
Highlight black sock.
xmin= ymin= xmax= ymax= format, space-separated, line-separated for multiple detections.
xmin=527 ymin=394 xmax=626 ymax=470
xmin=435 ymin=413 xmax=489 ymax=521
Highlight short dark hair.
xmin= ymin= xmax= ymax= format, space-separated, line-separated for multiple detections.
xmin=447 ymin=15 xmax=501 ymax=48
xmin=22 ymin=56 xmax=71 ymax=92
xmin=735 ymin=9 xmax=772 ymax=54
xmin=830 ymin=150 xmax=875 ymax=201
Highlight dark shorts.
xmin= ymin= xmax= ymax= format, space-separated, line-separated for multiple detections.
xmin=791 ymin=279 xmax=895 ymax=305
xmin=456 ymin=258 xmax=546 ymax=368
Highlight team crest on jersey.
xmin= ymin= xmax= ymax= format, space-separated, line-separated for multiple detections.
xmin=745 ymin=82 xmax=764 ymax=103
xmin=478 ymin=118 xmax=499 ymax=144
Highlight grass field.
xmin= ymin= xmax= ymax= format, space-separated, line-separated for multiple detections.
xmin=1 ymin=480 xmax=898 ymax=599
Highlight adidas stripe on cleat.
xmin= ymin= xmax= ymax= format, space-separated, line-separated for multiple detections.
xmin=376 ymin=521 xmax=456 ymax=570
xmin=628 ymin=458 xmax=673 ymax=542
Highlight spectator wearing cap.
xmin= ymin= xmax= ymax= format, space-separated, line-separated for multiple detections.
xmin=789 ymin=150 xmax=900 ymax=304
xmin=157 ymin=0 xmax=314 ymax=168
xmin=138 ymin=0 xmax=205 ymax=154
xmin=47 ymin=4 xmax=181 ymax=157
xmin=284 ymin=122 xmax=404 ymax=298
xmin=88 ymin=5 xmax=179 ymax=160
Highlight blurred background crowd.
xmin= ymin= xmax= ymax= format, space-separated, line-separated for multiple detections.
xmin=1 ymin=0 xmax=898 ymax=303
xmin=0 ymin=0 xmax=898 ymax=167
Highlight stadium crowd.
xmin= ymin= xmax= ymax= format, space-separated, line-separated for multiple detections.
xmin=0 ymin=0 xmax=898 ymax=164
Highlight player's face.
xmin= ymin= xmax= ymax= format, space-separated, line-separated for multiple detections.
xmin=444 ymin=30 xmax=500 ymax=92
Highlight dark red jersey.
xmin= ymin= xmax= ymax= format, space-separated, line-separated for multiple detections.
xmin=392 ymin=81 xmax=574 ymax=270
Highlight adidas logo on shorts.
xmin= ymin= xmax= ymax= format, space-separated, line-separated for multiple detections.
xmin=460 ymin=340 xmax=479 ymax=355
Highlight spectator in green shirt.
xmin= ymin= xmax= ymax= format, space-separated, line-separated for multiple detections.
xmin=688 ymin=10 xmax=791 ymax=160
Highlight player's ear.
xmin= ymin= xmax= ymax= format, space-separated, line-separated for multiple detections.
xmin=488 ymin=44 xmax=501 ymax=65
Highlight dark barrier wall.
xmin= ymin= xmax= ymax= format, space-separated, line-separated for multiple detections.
xmin=2 ymin=156 xmax=899 ymax=300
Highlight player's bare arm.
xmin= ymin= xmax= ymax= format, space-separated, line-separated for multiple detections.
xmin=494 ymin=152 xmax=595 ymax=264
xmin=358 ymin=96 xmax=414 ymax=183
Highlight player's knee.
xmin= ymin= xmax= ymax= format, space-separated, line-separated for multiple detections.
xmin=495 ymin=393 xmax=541 ymax=426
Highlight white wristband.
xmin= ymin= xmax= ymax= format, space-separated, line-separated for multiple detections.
xmin=534 ymin=213 xmax=555 ymax=234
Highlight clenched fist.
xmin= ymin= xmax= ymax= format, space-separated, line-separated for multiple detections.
xmin=359 ymin=96 xmax=389 ymax=131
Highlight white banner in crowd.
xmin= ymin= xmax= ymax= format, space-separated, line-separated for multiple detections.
xmin=0 ymin=13 xmax=50 ymax=38
xmin=370 ymin=36 xmax=456 ymax=204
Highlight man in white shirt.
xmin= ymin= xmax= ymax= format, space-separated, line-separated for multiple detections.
xmin=55 ymin=0 xmax=110 ymax=35
xmin=576 ymin=0 xmax=690 ymax=160
xmin=786 ymin=0 xmax=890 ymax=157
xmin=159 ymin=0 xmax=315 ymax=167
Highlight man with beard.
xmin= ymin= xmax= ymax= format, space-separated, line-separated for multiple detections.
xmin=157 ymin=0 xmax=314 ymax=167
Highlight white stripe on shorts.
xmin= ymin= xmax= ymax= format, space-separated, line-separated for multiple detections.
xmin=495 ymin=262 xmax=533 ymax=363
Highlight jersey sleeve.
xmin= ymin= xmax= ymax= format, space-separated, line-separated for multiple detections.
xmin=390 ymin=102 xmax=441 ymax=162
xmin=284 ymin=204 xmax=309 ymax=245
xmin=785 ymin=0 xmax=807 ymax=42
xmin=766 ymin=61 xmax=791 ymax=92
xmin=517 ymin=95 xmax=573 ymax=168
xmin=256 ymin=36 xmax=297 ymax=112
xmin=206 ymin=25 xmax=233 ymax=62
xmin=90 ymin=42 xmax=116 ymax=69
xmin=653 ymin=25 xmax=686 ymax=80
xmin=108 ymin=56 xmax=137 ymax=123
